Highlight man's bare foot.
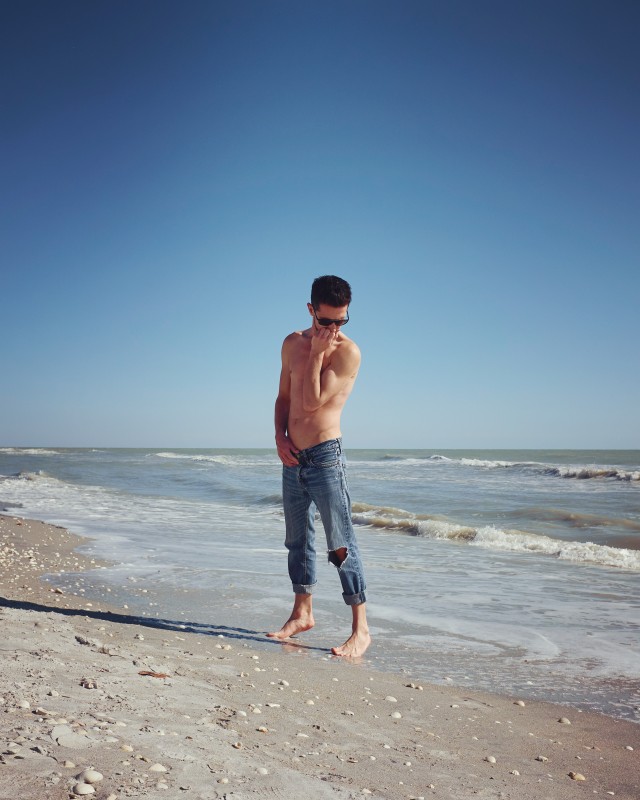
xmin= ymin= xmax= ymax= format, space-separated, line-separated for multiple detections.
xmin=331 ymin=629 xmax=371 ymax=658
xmin=267 ymin=615 xmax=315 ymax=641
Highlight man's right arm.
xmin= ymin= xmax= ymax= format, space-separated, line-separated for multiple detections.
xmin=275 ymin=339 xmax=299 ymax=467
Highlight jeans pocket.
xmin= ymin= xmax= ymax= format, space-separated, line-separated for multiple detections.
xmin=313 ymin=452 xmax=340 ymax=468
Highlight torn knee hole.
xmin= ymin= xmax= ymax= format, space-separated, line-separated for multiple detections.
xmin=328 ymin=548 xmax=348 ymax=568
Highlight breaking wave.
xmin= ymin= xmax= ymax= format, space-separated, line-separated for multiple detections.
xmin=351 ymin=502 xmax=640 ymax=571
xmin=541 ymin=466 xmax=640 ymax=482
xmin=154 ymin=451 xmax=276 ymax=468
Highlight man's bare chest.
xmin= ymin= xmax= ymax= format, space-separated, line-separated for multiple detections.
xmin=289 ymin=342 xmax=334 ymax=379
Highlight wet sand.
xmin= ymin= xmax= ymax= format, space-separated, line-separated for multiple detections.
xmin=0 ymin=513 xmax=638 ymax=799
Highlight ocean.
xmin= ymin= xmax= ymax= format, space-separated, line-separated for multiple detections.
xmin=1 ymin=447 xmax=639 ymax=722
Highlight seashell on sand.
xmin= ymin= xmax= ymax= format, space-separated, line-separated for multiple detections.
xmin=77 ymin=769 xmax=103 ymax=784
xmin=72 ymin=784 xmax=95 ymax=796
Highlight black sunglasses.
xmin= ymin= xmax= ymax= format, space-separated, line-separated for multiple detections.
xmin=313 ymin=308 xmax=349 ymax=327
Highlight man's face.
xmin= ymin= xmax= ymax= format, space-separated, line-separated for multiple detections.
xmin=307 ymin=302 xmax=349 ymax=333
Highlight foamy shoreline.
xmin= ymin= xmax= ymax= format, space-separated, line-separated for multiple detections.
xmin=1 ymin=513 xmax=638 ymax=799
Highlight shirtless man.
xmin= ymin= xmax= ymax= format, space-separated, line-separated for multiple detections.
xmin=268 ymin=275 xmax=371 ymax=658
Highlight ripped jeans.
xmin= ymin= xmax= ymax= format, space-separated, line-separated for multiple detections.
xmin=282 ymin=438 xmax=367 ymax=606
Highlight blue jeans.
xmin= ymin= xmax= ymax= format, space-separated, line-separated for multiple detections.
xmin=282 ymin=438 xmax=367 ymax=606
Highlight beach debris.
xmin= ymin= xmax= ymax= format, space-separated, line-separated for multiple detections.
xmin=391 ymin=711 xmax=402 ymax=719
xmin=232 ymin=742 xmax=242 ymax=749
xmin=149 ymin=763 xmax=168 ymax=772
xmin=484 ymin=756 xmax=497 ymax=764
xmin=569 ymin=771 xmax=586 ymax=781
xmin=514 ymin=700 xmax=526 ymax=707
xmin=625 ymin=745 xmax=634 ymax=750
xmin=63 ymin=761 xmax=76 ymax=769
xmin=138 ymin=671 xmax=170 ymax=679
xmin=385 ymin=696 xmax=397 ymax=702
xmin=510 ymin=770 xmax=520 ymax=775
xmin=134 ymin=634 xmax=144 ymax=640
xmin=257 ymin=767 xmax=269 ymax=775
xmin=75 ymin=635 xmax=103 ymax=649
xmin=80 ymin=677 xmax=98 ymax=689
xmin=535 ymin=755 xmax=549 ymax=762
xmin=559 ymin=717 xmax=571 ymax=725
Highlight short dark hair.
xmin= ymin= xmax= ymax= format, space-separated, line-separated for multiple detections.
xmin=310 ymin=275 xmax=352 ymax=309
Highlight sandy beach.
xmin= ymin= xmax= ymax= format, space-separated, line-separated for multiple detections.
xmin=0 ymin=514 xmax=638 ymax=800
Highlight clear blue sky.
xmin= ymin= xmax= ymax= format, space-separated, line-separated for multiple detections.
xmin=2 ymin=0 xmax=638 ymax=449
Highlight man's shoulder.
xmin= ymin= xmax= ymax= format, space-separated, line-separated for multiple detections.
xmin=337 ymin=334 xmax=360 ymax=357
xmin=334 ymin=335 xmax=361 ymax=371
xmin=281 ymin=330 xmax=307 ymax=359
xmin=282 ymin=330 xmax=305 ymax=348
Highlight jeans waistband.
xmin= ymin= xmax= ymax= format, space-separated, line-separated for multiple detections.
xmin=295 ymin=438 xmax=342 ymax=465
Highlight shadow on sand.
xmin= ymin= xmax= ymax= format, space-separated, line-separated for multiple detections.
xmin=0 ymin=595 xmax=330 ymax=654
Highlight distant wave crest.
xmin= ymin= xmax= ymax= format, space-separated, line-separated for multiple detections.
xmin=351 ymin=502 xmax=640 ymax=571
xmin=381 ymin=454 xmax=640 ymax=482
xmin=0 ymin=448 xmax=60 ymax=456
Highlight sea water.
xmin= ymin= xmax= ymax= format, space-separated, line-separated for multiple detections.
xmin=1 ymin=447 xmax=639 ymax=721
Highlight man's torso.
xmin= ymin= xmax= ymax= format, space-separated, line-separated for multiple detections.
xmin=285 ymin=330 xmax=358 ymax=451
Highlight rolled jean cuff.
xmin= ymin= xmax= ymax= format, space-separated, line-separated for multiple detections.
xmin=293 ymin=583 xmax=317 ymax=595
xmin=343 ymin=591 xmax=367 ymax=606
